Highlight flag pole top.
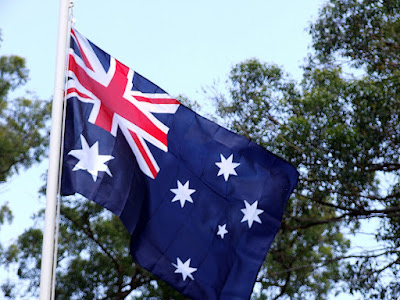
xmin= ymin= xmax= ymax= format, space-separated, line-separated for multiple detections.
xmin=69 ymin=0 xmax=75 ymax=25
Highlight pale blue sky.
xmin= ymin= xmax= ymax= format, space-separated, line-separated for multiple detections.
xmin=0 ymin=0 xmax=359 ymax=299
xmin=1 ymin=0 xmax=322 ymax=99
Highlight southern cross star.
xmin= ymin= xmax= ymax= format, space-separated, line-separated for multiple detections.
xmin=172 ymin=257 xmax=197 ymax=281
xmin=217 ymin=224 xmax=228 ymax=239
xmin=241 ymin=200 xmax=264 ymax=228
xmin=68 ymin=134 xmax=114 ymax=181
xmin=170 ymin=180 xmax=196 ymax=208
xmin=215 ymin=154 xmax=240 ymax=181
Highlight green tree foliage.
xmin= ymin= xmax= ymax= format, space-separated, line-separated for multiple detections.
xmin=310 ymin=0 xmax=400 ymax=74
xmin=0 ymin=30 xmax=50 ymax=182
xmin=309 ymin=1 xmax=400 ymax=298
xmin=0 ymin=29 xmax=50 ymax=298
xmin=213 ymin=59 xmax=350 ymax=300
xmin=213 ymin=1 xmax=400 ymax=299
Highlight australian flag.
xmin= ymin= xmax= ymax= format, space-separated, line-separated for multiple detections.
xmin=61 ymin=27 xmax=299 ymax=299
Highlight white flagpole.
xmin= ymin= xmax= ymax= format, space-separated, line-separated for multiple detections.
xmin=39 ymin=0 xmax=71 ymax=299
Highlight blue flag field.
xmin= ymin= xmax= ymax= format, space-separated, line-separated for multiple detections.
xmin=61 ymin=27 xmax=299 ymax=299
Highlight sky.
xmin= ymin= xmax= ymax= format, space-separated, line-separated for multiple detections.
xmin=0 ymin=0 xmax=362 ymax=299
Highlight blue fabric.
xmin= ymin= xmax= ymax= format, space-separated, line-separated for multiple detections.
xmin=61 ymin=28 xmax=298 ymax=300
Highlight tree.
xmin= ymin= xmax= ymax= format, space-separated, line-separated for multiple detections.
xmin=310 ymin=0 xmax=400 ymax=74
xmin=0 ymin=204 xmax=14 ymax=298
xmin=0 ymin=33 xmax=50 ymax=183
xmin=212 ymin=1 xmax=400 ymax=299
xmin=310 ymin=1 xmax=400 ymax=298
xmin=212 ymin=59 xmax=350 ymax=300
xmin=0 ymin=29 xmax=50 ymax=298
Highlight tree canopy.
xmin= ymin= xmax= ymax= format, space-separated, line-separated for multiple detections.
xmin=0 ymin=31 xmax=50 ymax=182
xmin=212 ymin=1 xmax=400 ymax=298
xmin=311 ymin=0 xmax=400 ymax=74
xmin=3 ymin=0 xmax=400 ymax=299
xmin=0 ymin=29 xmax=50 ymax=298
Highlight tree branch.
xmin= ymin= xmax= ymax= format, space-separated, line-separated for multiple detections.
xmin=292 ymin=206 xmax=400 ymax=229
xmin=268 ymin=249 xmax=400 ymax=277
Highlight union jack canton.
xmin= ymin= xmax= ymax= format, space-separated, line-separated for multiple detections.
xmin=67 ymin=27 xmax=180 ymax=179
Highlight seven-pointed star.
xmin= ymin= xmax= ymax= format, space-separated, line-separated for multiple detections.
xmin=170 ymin=180 xmax=196 ymax=208
xmin=217 ymin=224 xmax=228 ymax=239
xmin=68 ymin=134 xmax=114 ymax=181
xmin=241 ymin=200 xmax=264 ymax=228
xmin=215 ymin=154 xmax=240 ymax=181
xmin=172 ymin=257 xmax=197 ymax=281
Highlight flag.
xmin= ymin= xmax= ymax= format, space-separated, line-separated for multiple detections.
xmin=61 ymin=27 xmax=299 ymax=300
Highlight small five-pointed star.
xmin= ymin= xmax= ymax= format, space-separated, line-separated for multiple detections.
xmin=170 ymin=180 xmax=196 ymax=207
xmin=68 ymin=134 xmax=114 ymax=181
xmin=215 ymin=154 xmax=240 ymax=181
xmin=217 ymin=224 xmax=228 ymax=239
xmin=172 ymin=257 xmax=197 ymax=281
xmin=241 ymin=200 xmax=264 ymax=228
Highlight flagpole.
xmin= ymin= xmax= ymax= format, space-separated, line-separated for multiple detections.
xmin=39 ymin=0 xmax=71 ymax=299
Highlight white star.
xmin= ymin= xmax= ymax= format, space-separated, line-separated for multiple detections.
xmin=215 ymin=154 xmax=240 ymax=181
xmin=217 ymin=224 xmax=228 ymax=239
xmin=68 ymin=134 xmax=114 ymax=182
xmin=241 ymin=200 xmax=264 ymax=228
xmin=172 ymin=257 xmax=197 ymax=281
xmin=170 ymin=180 xmax=196 ymax=208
